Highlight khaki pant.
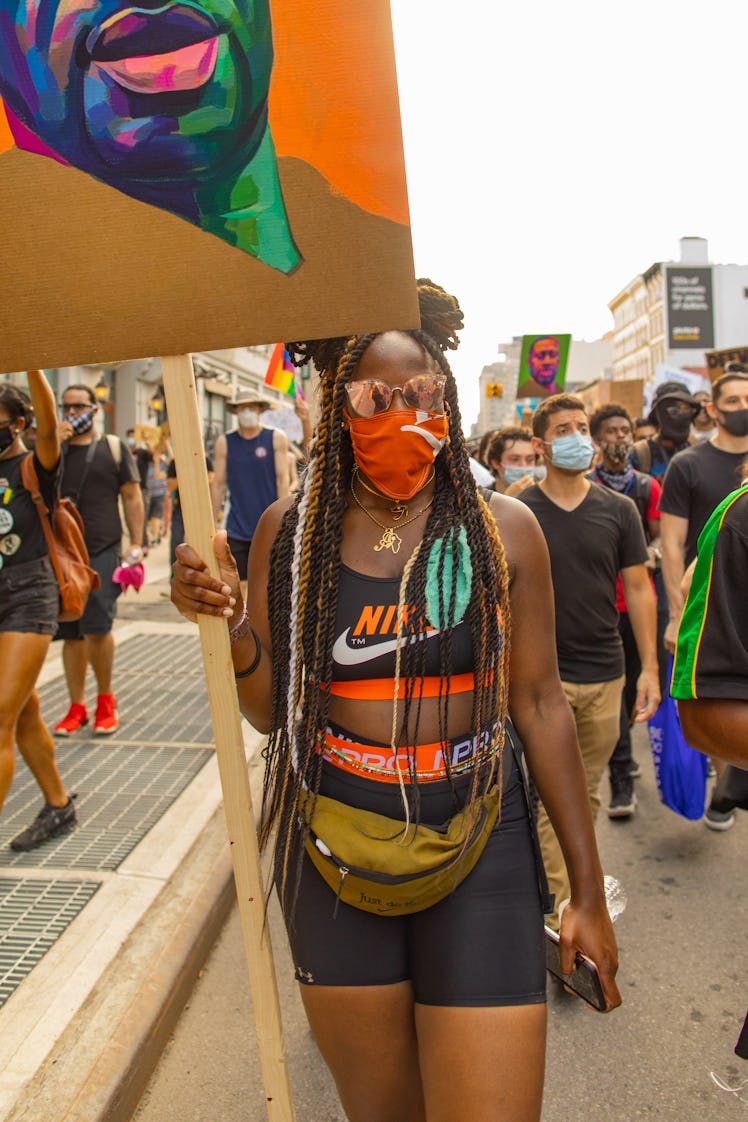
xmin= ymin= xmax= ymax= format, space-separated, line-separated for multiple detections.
xmin=537 ymin=675 xmax=625 ymax=927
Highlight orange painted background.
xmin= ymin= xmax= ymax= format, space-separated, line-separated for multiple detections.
xmin=0 ymin=0 xmax=410 ymax=225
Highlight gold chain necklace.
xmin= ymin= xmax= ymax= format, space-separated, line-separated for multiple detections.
xmin=352 ymin=465 xmax=435 ymax=521
xmin=350 ymin=477 xmax=434 ymax=553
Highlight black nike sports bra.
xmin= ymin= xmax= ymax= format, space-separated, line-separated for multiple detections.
xmin=328 ymin=564 xmax=475 ymax=695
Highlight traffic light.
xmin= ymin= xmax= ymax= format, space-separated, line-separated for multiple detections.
xmin=485 ymin=382 xmax=504 ymax=398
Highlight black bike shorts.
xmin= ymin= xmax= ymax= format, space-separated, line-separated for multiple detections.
xmin=279 ymin=753 xmax=547 ymax=1007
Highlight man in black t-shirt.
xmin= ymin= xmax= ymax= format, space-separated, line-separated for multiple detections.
xmin=520 ymin=394 xmax=660 ymax=924
xmin=53 ymin=386 xmax=143 ymax=738
xmin=660 ymin=370 xmax=748 ymax=655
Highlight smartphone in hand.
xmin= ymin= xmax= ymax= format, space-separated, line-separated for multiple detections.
xmin=545 ymin=925 xmax=608 ymax=1012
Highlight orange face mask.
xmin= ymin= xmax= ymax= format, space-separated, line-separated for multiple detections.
xmin=345 ymin=408 xmax=448 ymax=500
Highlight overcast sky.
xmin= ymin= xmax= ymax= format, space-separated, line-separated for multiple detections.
xmin=389 ymin=0 xmax=748 ymax=429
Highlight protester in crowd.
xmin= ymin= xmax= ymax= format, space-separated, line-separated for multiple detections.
xmin=167 ymin=452 xmax=214 ymax=567
xmin=660 ymin=369 xmax=748 ymax=655
xmin=0 ymin=372 xmax=78 ymax=849
xmin=486 ymin=425 xmax=542 ymax=497
xmin=661 ymin=369 xmax=748 ymax=827
xmin=520 ymin=394 xmax=659 ymax=924
xmin=210 ymin=391 xmax=290 ymax=588
xmin=673 ymin=458 xmax=748 ymax=819
xmin=172 ymin=281 xmax=621 ymax=1122
xmin=588 ymin=403 xmax=662 ymax=819
xmin=690 ymin=389 xmax=717 ymax=444
xmin=633 ymin=417 xmax=657 ymax=441
xmin=631 ymin=380 xmax=700 ymax=701
xmin=145 ymin=443 xmax=169 ymax=547
xmin=53 ymin=386 xmax=144 ymax=737
xmin=126 ymin=428 xmax=153 ymax=549
xmin=631 ymin=381 xmax=700 ymax=480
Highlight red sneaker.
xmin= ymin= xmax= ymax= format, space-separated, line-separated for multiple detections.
xmin=93 ymin=694 xmax=119 ymax=735
xmin=53 ymin=703 xmax=89 ymax=737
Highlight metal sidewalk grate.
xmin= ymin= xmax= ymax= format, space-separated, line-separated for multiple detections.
xmin=0 ymin=878 xmax=100 ymax=1007
xmin=38 ymin=633 xmax=215 ymax=746
xmin=0 ymin=743 xmax=212 ymax=870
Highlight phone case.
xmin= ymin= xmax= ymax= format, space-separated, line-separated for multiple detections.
xmin=545 ymin=926 xmax=607 ymax=1012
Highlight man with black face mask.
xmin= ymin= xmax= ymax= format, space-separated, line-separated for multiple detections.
xmin=660 ymin=368 xmax=748 ymax=659
xmin=631 ymin=381 xmax=700 ymax=480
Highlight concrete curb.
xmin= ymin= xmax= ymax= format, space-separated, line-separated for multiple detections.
xmin=68 ymin=846 xmax=235 ymax=1122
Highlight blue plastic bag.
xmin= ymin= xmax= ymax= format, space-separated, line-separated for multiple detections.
xmin=648 ymin=658 xmax=708 ymax=820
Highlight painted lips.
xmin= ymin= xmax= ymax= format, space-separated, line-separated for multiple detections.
xmin=85 ymin=4 xmax=219 ymax=94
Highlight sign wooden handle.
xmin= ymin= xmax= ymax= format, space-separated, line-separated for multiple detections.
xmin=161 ymin=354 xmax=295 ymax=1121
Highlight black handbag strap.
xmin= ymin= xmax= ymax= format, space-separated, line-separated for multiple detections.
xmin=505 ymin=720 xmax=554 ymax=915
xmin=64 ymin=437 xmax=99 ymax=508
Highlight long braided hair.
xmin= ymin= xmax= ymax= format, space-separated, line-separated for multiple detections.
xmin=262 ymin=280 xmax=512 ymax=902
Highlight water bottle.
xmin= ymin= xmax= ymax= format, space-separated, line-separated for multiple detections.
xmin=604 ymin=875 xmax=627 ymax=923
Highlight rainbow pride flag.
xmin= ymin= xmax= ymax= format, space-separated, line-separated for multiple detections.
xmin=264 ymin=342 xmax=296 ymax=396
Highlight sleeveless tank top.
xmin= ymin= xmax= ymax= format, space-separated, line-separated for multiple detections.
xmin=225 ymin=428 xmax=277 ymax=541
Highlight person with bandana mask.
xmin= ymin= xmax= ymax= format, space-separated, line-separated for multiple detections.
xmin=520 ymin=394 xmax=660 ymax=927
xmin=0 ymin=372 xmax=78 ymax=849
xmin=210 ymin=389 xmax=291 ymax=591
xmin=588 ymin=404 xmax=663 ymax=820
xmin=170 ymin=283 xmax=622 ymax=1121
xmin=53 ymin=385 xmax=144 ymax=737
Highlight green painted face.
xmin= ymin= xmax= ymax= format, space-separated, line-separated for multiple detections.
xmin=1 ymin=0 xmax=301 ymax=270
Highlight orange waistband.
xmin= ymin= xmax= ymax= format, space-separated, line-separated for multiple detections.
xmin=319 ymin=728 xmax=500 ymax=783
xmin=324 ymin=672 xmax=476 ymax=701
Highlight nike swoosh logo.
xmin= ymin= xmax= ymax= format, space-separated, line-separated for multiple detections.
xmin=332 ymin=626 xmax=441 ymax=666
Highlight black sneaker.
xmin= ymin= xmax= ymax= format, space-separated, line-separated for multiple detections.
xmin=629 ymin=758 xmax=642 ymax=779
xmin=607 ymin=776 xmax=637 ymax=819
xmin=10 ymin=796 xmax=78 ymax=851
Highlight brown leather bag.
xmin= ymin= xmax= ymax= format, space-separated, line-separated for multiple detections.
xmin=20 ymin=453 xmax=101 ymax=622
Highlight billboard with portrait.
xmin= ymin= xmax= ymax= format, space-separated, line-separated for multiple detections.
xmin=0 ymin=0 xmax=418 ymax=370
xmin=516 ymin=334 xmax=571 ymax=399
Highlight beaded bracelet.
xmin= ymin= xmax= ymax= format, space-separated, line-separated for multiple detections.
xmin=228 ymin=605 xmax=251 ymax=644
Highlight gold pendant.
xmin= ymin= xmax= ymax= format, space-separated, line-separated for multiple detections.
xmin=374 ymin=528 xmax=402 ymax=553
xmin=390 ymin=502 xmax=408 ymax=521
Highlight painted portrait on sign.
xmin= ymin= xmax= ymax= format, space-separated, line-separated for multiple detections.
xmin=0 ymin=0 xmax=299 ymax=272
xmin=516 ymin=335 xmax=571 ymax=399
xmin=0 ymin=1 xmax=418 ymax=370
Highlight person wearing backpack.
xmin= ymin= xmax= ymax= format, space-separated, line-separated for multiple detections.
xmin=53 ymin=385 xmax=144 ymax=737
xmin=588 ymin=403 xmax=663 ymax=819
xmin=0 ymin=371 xmax=78 ymax=850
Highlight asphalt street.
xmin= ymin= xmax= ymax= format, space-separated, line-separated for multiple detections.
xmin=133 ymin=724 xmax=747 ymax=1122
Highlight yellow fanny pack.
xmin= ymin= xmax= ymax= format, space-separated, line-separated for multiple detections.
xmin=299 ymin=784 xmax=501 ymax=917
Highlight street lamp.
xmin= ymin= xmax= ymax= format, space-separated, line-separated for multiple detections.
xmin=94 ymin=378 xmax=110 ymax=403
xmin=149 ymin=391 xmax=164 ymax=414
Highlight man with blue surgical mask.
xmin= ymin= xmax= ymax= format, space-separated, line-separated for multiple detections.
xmin=486 ymin=425 xmax=544 ymax=497
xmin=519 ymin=394 xmax=660 ymax=927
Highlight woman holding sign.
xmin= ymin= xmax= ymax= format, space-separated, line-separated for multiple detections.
xmin=171 ymin=281 xmax=620 ymax=1121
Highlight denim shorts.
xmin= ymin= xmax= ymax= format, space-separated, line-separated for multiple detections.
xmin=0 ymin=555 xmax=59 ymax=635
xmin=55 ymin=548 xmax=121 ymax=639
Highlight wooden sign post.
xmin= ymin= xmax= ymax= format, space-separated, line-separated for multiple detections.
xmin=161 ymin=354 xmax=295 ymax=1122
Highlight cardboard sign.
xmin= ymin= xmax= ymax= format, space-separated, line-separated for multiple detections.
xmin=0 ymin=1 xmax=418 ymax=370
xmin=705 ymin=345 xmax=748 ymax=383
xmin=608 ymin=379 xmax=644 ymax=421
